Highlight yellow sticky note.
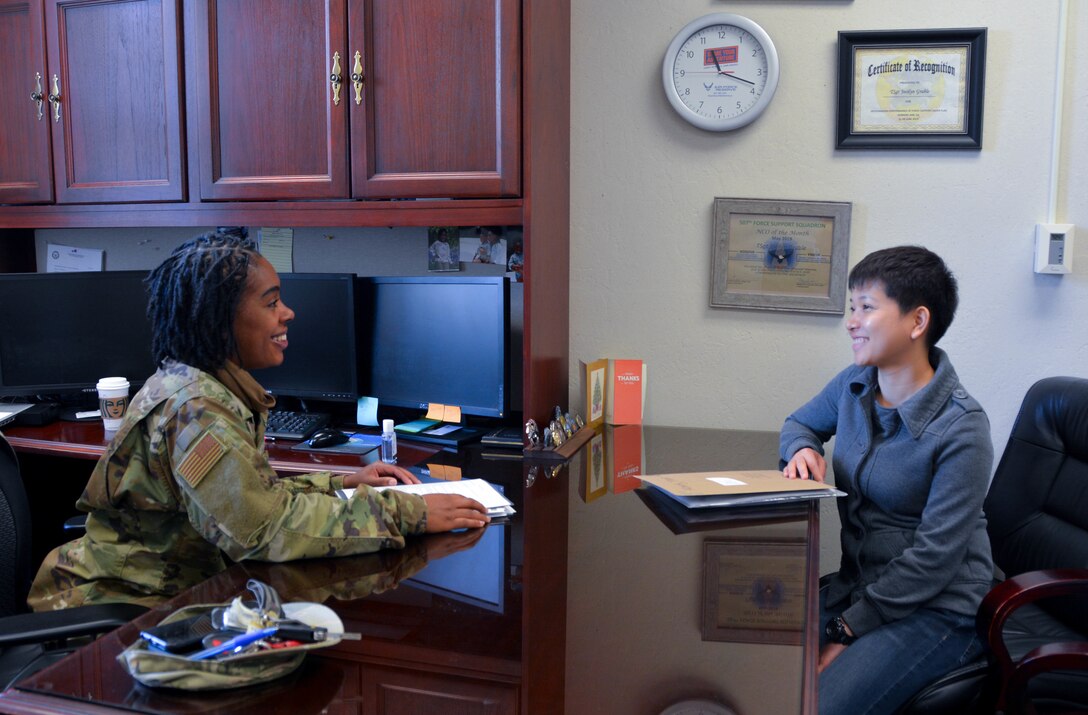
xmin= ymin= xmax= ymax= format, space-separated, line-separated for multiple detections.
xmin=427 ymin=464 xmax=463 ymax=481
xmin=425 ymin=403 xmax=462 ymax=423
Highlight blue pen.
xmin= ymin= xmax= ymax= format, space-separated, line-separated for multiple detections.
xmin=187 ymin=627 xmax=279 ymax=660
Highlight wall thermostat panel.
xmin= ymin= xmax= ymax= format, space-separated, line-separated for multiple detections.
xmin=1034 ymin=223 xmax=1074 ymax=274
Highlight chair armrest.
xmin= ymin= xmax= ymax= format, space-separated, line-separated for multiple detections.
xmin=0 ymin=603 xmax=148 ymax=648
xmin=977 ymin=568 xmax=1088 ymax=711
xmin=1006 ymin=642 xmax=1088 ymax=715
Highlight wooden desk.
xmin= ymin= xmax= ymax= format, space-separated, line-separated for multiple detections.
xmin=2 ymin=420 xmax=445 ymax=568
xmin=0 ymin=425 xmax=818 ymax=714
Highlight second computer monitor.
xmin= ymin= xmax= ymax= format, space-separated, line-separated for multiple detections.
xmin=0 ymin=270 xmax=156 ymax=398
xmin=250 ymin=273 xmax=359 ymax=402
xmin=357 ymin=275 xmax=509 ymax=419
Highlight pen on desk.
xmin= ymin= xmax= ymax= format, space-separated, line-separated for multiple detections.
xmin=188 ymin=627 xmax=279 ymax=660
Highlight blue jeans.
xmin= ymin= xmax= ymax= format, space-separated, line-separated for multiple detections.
xmin=818 ymin=585 xmax=984 ymax=715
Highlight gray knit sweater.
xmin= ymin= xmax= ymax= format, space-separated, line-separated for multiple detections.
xmin=780 ymin=348 xmax=994 ymax=636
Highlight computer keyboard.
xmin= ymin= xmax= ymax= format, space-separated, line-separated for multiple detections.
xmin=264 ymin=410 xmax=331 ymax=441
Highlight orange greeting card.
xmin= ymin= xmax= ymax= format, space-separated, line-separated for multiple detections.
xmin=605 ymin=359 xmax=645 ymax=425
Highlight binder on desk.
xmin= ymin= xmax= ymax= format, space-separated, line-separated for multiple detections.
xmin=640 ymin=470 xmax=844 ymax=509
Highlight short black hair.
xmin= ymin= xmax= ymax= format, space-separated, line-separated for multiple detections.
xmin=145 ymin=230 xmax=259 ymax=371
xmin=848 ymin=245 xmax=958 ymax=347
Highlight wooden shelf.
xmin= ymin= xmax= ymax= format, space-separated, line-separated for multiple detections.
xmin=523 ymin=425 xmax=594 ymax=462
xmin=0 ymin=198 xmax=524 ymax=230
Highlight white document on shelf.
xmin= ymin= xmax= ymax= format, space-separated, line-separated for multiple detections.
xmin=46 ymin=243 xmax=104 ymax=272
xmin=337 ymin=478 xmax=515 ymax=518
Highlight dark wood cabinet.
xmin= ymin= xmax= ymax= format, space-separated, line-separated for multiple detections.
xmin=361 ymin=665 xmax=518 ymax=715
xmin=0 ymin=0 xmax=53 ymax=203
xmin=0 ymin=0 xmax=186 ymax=205
xmin=0 ymin=0 xmax=566 ymax=429
xmin=191 ymin=0 xmax=519 ymax=201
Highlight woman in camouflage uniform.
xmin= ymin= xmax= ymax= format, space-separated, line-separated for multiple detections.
xmin=29 ymin=231 xmax=490 ymax=610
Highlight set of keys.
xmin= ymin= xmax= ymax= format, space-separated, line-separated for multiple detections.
xmin=139 ymin=579 xmax=361 ymax=660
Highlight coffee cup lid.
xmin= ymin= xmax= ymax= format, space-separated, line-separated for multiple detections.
xmin=97 ymin=377 xmax=130 ymax=391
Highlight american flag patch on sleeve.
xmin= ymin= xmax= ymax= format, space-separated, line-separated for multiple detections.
xmin=177 ymin=432 xmax=226 ymax=488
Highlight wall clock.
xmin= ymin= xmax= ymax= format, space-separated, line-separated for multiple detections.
xmin=662 ymin=13 xmax=780 ymax=131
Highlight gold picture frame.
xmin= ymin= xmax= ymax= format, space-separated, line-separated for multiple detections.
xmin=711 ymin=198 xmax=851 ymax=314
xmin=702 ymin=539 xmax=807 ymax=645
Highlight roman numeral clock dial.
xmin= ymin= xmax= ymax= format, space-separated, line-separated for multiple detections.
xmin=662 ymin=13 xmax=780 ymax=131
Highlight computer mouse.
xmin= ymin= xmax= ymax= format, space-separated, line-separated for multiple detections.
xmin=308 ymin=428 xmax=349 ymax=449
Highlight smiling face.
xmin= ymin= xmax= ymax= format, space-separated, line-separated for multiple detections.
xmin=846 ymin=281 xmax=929 ymax=369
xmin=232 ymin=256 xmax=294 ymax=370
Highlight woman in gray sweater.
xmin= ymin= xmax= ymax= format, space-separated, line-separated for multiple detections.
xmin=781 ymin=246 xmax=993 ymax=715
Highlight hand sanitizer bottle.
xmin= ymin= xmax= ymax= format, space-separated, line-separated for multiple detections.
xmin=380 ymin=419 xmax=397 ymax=464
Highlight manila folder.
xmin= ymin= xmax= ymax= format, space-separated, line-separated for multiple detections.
xmin=639 ymin=470 xmax=843 ymax=508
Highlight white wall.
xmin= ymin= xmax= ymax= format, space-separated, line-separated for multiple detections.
xmin=570 ymin=0 xmax=1087 ymax=577
xmin=570 ymin=0 xmax=1086 ymax=457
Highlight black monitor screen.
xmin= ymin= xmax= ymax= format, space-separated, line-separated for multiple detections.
xmin=358 ymin=276 xmax=508 ymax=419
xmin=250 ymin=273 xmax=358 ymax=402
xmin=0 ymin=271 xmax=157 ymax=397
xmin=407 ymin=517 xmax=506 ymax=613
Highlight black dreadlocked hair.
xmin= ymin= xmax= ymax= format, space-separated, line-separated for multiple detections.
xmin=145 ymin=230 xmax=258 ymax=372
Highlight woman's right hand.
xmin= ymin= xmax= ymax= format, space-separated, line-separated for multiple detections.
xmin=422 ymin=494 xmax=490 ymax=532
xmin=783 ymin=447 xmax=827 ymax=482
xmin=423 ymin=528 xmax=487 ymax=561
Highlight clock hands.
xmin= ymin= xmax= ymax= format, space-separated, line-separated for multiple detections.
xmin=710 ymin=51 xmax=726 ymax=75
xmin=718 ymin=73 xmax=755 ymax=86
xmin=708 ymin=50 xmax=756 ymax=85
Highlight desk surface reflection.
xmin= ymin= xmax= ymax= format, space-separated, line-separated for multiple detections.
xmin=0 ymin=426 xmax=817 ymax=715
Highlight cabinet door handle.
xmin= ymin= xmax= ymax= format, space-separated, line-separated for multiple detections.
xmin=30 ymin=72 xmax=44 ymax=120
xmin=48 ymin=74 xmax=61 ymax=122
xmin=329 ymin=51 xmax=342 ymax=106
xmin=351 ymin=50 xmax=364 ymax=105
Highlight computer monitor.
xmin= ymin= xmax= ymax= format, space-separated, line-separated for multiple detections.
xmin=250 ymin=273 xmax=359 ymax=403
xmin=407 ymin=519 xmax=506 ymax=613
xmin=0 ymin=271 xmax=157 ymax=398
xmin=357 ymin=276 xmax=509 ymax=419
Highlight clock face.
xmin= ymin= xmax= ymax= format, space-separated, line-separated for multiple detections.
xmin=663 ymin=14 xmax=779 ymax=131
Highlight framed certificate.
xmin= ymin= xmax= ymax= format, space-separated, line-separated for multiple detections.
xmin=711 ymin=198 xmax=851 ymax=314
xmin=836 ymin=28 xmax=987 ymax=150
xmin=702 ymin=539 xmax=807 ymax=645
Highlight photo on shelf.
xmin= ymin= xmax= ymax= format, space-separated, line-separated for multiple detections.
xmin=468 ymin=226 xmax=507 ymax=266
xmin=506 ymin=237 xmax=524 ymax=282
xmin=427 ymin=226 xmax=461 ymax=272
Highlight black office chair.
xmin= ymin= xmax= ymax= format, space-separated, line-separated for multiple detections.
xmin=895 ymin=376 xmax=1088 ymax=715
xmin=0 ymin=433 xmax=146 ymax=691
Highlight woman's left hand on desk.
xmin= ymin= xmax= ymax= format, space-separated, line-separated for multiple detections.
xmin=342 ymin=462 xmax=421 ymax=488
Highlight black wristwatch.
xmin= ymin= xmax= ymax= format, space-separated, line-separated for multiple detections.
xmin=825 ymin=616 xmax=857 ymax=645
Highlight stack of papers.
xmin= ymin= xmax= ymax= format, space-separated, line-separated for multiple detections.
xmin=338 ymin=478 xmax=515 ymax=519
xmin=640 ymin=470 xmax=845 ymax=509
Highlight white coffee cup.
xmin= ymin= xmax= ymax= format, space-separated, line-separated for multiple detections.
xmin=97 ymin=377 xmax=131 ymax=432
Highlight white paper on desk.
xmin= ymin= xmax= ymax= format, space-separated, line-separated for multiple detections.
xmin=339 ymin=478 xmax=515 ymax=517
xmin=46 ymin=243 xmax=104 ymax=272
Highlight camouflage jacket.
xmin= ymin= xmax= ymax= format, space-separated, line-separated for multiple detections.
xmin=28 ymin=362 xmax=427 ymax=611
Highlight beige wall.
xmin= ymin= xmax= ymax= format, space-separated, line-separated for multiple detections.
xmin=570 ymin=0 xmax=1087 ymax=577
